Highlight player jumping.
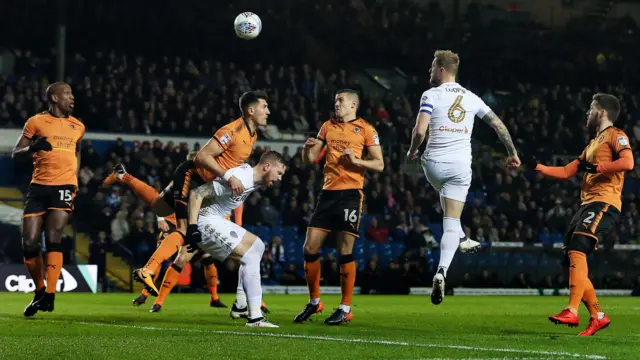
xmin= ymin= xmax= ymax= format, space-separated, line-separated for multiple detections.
xmin=130 ymin=91 xmax=268 ymax=305
xmin=406 ymin=50 xmax=520 ymax=305
xmin=13 ymin=82 xmax=85 ymax=316
xmin=186 ymin=151 xmax=286 ymax=327
xmin=537 ymin=93 xmax=633 ymax=336
xmin=295 ymin=89 xmax=384 ymax=325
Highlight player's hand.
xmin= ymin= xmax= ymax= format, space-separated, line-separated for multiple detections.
xmin=506 ymin=154 xmax=521 ymax=169
xmin=157 ymin=219 xmax=170 ymax=232
xmin=29 ymin=137 xmax=53 ymax=153
xmin=342 ymin=148 xmax=357 ymax=165
xmin=304 ymin=138 xmax=321 ymax=148
xmin=406 ymin=149 xmax=419 ymax=160
xmin=578 ymin=159 xmax=598 ymax=174
xmin=185 ymin=224 xmax=202 ymax=253
xmin=228 ymin=175 xmax=245 ymax=196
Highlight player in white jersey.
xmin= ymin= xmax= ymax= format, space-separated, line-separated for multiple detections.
xmin=407 ymin=50 xmax=521 ymax=305
xmin=185 ymin=151 xmax=286 ymax=327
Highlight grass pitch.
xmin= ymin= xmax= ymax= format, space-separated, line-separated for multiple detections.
xmin=0 ymin=293 xmax=638 ymax=359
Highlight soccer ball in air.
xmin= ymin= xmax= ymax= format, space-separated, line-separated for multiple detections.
xmin=234 ymin=12 xmax=262 ymax=40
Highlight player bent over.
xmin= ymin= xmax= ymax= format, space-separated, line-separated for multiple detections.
xmin=185 ymin=151 xmax=286 ymax=327
xmin=537 ymin=93 xmax=633 ymax=336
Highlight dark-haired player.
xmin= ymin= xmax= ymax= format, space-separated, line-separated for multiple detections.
xmin=131 ymin=91 xmax=269 ymax=307
xmin=536 ymin=93 xmax=634 ymax=336
xmin=13 ymin=82 xmax=85 ymax=316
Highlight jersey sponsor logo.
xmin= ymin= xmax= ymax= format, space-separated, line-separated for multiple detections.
xmin=618 ymin=136 xmax=629 ymax=146
xmin=329 ymin=139 xmax=351 ymax=152
xmin=220 ymin=133 xmax=232 ymax=145
xmin=438 ymin=125 xmax=468 ymax=134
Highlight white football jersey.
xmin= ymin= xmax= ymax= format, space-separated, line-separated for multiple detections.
xmin=199 ymin=164 xmax=258 ymax=218
xmin=419 ymin=82 xmax=491 ymax=163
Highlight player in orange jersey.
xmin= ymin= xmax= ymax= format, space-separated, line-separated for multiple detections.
xmin=12 ymin=82 xmax=85 ymax=317
xmin=536 ymin=93 xmax=634 ymax=336
xmin=294 ymin=89 xmax=384 ymax=325
xmin=131 ymin=91 xmax=269 ymax=305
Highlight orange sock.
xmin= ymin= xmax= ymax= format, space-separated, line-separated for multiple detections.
xmin=233 ymin=205 xmax=244 ymax=226
xmin=122 ymin=173 xmax=160 ymax=205
xmin=304 ymin=255 xmax=321 ymax=300
xmin=568 ymin=250 xmax=588 ymax=312
xmin=339 ymin=256 xmax=356 ymax=306
xmin=204 ymin=262 xmax=219 ymax=301
xmin=45 ymin=251 xmax=63 ymax=293
xmin=24 ymin=254 xmax=45 ymax=290
xmin=582 ymin=277 xmax=603 ymax=317
xmin=155 ymin=264 xmax=181 ymax=306
xmin=144 ymin=232 xmax=183 ymax=273
xmin=141 ymin=289 xmax=149 ymax=297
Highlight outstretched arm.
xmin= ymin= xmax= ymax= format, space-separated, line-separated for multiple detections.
xmin=535 ymin=160 xmax=580 ymax=179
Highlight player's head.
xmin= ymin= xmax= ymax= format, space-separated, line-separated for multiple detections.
xmin=335 ymin=89 xmax=359 ymax=120
xmin=587 ymin=93 xmax=620 ymax=129
xmin=186 ymin=151 xmax=197 ymax=161
xmin=240 ymin=90 xmax=269 ymax=126
xmin=430 ymin=50 xmax=459 ymax=86
xmin=46 ymin=82 xmax=74 ymax=115
xmin=256 ymin=151 xmax=286 ymax=187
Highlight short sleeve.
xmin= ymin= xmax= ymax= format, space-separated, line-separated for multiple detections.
xmin=316 ymin=122 xmax=328 ymax=142
xmin=211 ymin=180 xmax=230 ymax=197
xmin=365 ymin=124 xmax=380 ymax=147
xmin=610 ymin=131 xmax=631 ymax=154
xmin=418 ymin=91 xmax=434 ymax=115
xmin=22 ymin=117 xmax=38 ymax=140
xmin=214 ymin=126 xmax=234 ymax=151
xmin=475 ymin=95 xmax=492 ymax=118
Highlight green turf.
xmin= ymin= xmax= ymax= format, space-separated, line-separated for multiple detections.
xmin=0 ymin=293 xmax=638 ymax=359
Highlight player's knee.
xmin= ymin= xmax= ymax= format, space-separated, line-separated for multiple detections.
xmin=252 ymin=237 xmax=265 ymax=256
xmin=240 ymin=237 xmax=263 ymax=266
xmin=567 ymin=234 xmax=596 ymax=255
xmin=44 ymin=228 xmax=63 ymax=244
xmin=303 ymin=241 xmax=320 ymax=255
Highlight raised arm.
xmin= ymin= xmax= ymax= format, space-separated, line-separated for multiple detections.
xmin=481 ymin=111 xmax=517 ymax=157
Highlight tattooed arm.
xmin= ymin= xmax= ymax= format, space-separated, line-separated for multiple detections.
xmin=482 ymin=111 xmax=519 ymax=155
xmin=188 ymin=183 xmax=216 ymax=226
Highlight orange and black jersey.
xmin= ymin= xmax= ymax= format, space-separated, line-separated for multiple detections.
xmin=316 ymin=118 xmax=380 ymax=191
xmin=22 ymin=111 xmax=85 ymax=187
xmin=196 ymin=117 xmax=257 ymax=182
xmin=578 ymin=126 xmax=632 ymax=211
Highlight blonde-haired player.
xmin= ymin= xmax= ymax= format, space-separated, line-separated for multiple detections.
xmin=407 ymin=50 xmax=520 ymax=305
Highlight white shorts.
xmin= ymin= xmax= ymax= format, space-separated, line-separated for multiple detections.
xmin=421 ymin=159 xmax=471 ymax=203
xmin=197 ymin=215 xmax=247 ymax=262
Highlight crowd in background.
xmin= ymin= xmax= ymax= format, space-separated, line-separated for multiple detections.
xmin=2 ymin=0 xmax=640 ymax=292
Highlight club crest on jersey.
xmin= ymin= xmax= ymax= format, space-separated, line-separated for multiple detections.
xmin=598 ymin=135 xmax=605 ymax=142
xmin=230 ymin=231 xmax=238 ymax=238
xmin=618 ymin=136 xmax=629 ymax=146
xmin=353 ymin=127 xmax=360 ymax=134
xmin=69 ymin=124 xmax=76 ymax=130
xmin=373 ymin=134 xmax=380 ymax=145
xmin=220 ymin=133 xmax=232 ymax=145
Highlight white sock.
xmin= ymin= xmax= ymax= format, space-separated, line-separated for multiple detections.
xmin=438 ymin=217 xmax=461 ymax=277
xmin=597 ymin=312 xmax=605 ymax=320
xmin=240 ymin=238 xmax=265 ymax=320
xmin=310 ymin=298 xmax=320 ymax=305
xmin=234 ymin=264 xmax=247 ymax=309
xmin=117 ymin=173 xmax=125 ymax=180
xmin=440 ymin=195 xmax=466 ymax=239
xmin=338 ymin=304 xmax=351 ymax=313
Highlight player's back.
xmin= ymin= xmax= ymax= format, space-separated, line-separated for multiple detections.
xmin=196 ymin=117 xmax=257 ymax=182
xmin=580 ymin=126 xmax=631 ymax=211
xmin=22 ymin=111 xmax=85 ymax=186
xmin=420 ymin=82 xmax=491 ymax=163
xmin=318 ymin=118 xmax=379 ymax=191
xmin=200 ymin=164 xmax=257 ymax=218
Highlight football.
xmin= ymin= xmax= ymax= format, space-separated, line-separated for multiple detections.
xmin=234 ymin=12 xmax=262 ymax=40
